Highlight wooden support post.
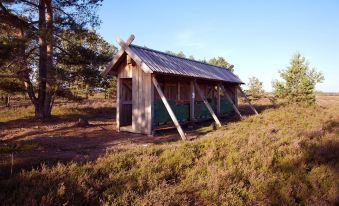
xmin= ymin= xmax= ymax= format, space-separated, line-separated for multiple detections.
xmin=237 ymin=86 xmax=258 ymax=115
xmin=152 ymin=77 xmax=187 ymax=140
xmin=217 ymin=84 xmax=221 ymax=116
xmin=194 ymin=81 xmax=222 ymax=127
xmin=177 ymin=82 xmax=181 ymax=101
xmin=220 ymin=85 xmax=242 ymax=118
xmin=116 ymin=78 xmax=120 ymax=131
xmin=190 ymin=80 xmax=195 ymax=121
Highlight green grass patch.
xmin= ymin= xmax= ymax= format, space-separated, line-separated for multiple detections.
xmin=0 ymin=107 xmax=35 ymax=122
xmin=0 ymin=142 xmax=40 ymax=154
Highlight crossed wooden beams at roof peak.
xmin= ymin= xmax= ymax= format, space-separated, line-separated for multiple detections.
xmin=116 ymin=34 xmax=135 ymax=49
xmin=102 ymin=34 xmax=152 ymax=76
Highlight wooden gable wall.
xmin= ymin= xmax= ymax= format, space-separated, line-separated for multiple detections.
xmin=117 ymin=55 xmax=154 ymax=135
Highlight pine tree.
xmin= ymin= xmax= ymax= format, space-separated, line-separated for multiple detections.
xmin=246 ymin=76 xmax=264 ymax=99
xmin=272 ymin=53 xmax=324 ymax=105
xmin=0 ymin=0 xmax=113 ymax=118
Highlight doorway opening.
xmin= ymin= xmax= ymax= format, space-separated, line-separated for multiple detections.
xmin=120 ymin=78 xmax=132 ymax=130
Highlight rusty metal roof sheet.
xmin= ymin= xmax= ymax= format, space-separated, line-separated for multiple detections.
xmin=129 ymin=44 xmax=243 ymax=84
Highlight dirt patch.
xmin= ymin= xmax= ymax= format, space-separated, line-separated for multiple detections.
xmin=0 ymin=100 xmax=185 ymax=177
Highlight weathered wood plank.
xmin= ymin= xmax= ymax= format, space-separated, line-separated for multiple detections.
xmin=152 ymin=77 xmax=187 ymax=140
xmin=140 ymin=69 xmax=146 ymax=133
xmin=102 ymin=35 xmax=135 ymax=76
xmin=190 ymin=80 xmax=195 ymax=121
xmin=136 ymin=65 xmax=142 ymax=133
xmin=116 ymin=36 xmax=153 ymax=74
xmin=116 ymin=78 xmax=120 ymax=131
xmin=144 ymin=73 xmax=153 ymax=135
xmin=217 ymin=84 xmax=221 ymax=116
xmin=194 ymin=81 xmax=222 ymax=127
xmin=132 ymin=64 xmax=137 ymax=132
xmin=237 ymin=86 xmax=258 ymax=115
xmin=220 ymin=84 xmax=243 ymax=118
xmin=177 ymin=81 xmax=181 ymax=101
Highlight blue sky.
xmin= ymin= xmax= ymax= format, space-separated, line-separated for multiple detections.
xmin=98 ymin=0 xmax=339 ymax=92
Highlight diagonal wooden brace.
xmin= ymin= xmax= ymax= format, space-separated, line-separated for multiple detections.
xmin=152 ymin=77 xmax=187 ymax=140
xmin=194 ymin=81 xmax=222 ymax=127
xmin=220 ymin=84 xmax=243 ymax=119
xmin=237 ymin=86 xmax=258 ymax=115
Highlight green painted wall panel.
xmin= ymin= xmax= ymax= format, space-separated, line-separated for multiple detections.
xmin=154 ymin=100 xmax=189 ymax=123
xmin=154 ymin=98 xmax=234 ymax=124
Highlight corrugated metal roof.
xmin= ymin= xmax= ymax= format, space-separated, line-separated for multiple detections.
xmin=129 ymin=44 xmax=243 ymax=84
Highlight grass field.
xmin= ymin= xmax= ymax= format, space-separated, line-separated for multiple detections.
xmin=0 ymin=94 xmax=338 ymax=205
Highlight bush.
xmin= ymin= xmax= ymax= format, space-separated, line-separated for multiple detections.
xmin=246 ymin=76 xmax=265 ymax=99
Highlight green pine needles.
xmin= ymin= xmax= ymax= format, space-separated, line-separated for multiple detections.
xmin=273 ymin=53 xmax=324 ymax=105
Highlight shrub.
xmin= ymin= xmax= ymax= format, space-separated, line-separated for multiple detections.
xmin=246 ymin=76 xmax=265 ymax=99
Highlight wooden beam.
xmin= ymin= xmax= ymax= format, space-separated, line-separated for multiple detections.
xmin=152 ymin=77 xmax=187 ymax=140
xmin=102 ymin=35 xmax=135 ymax=76
xmin=194 ymin=81 xmax=222 ymax=127
xmin=146 ymin=74 xmax=154 ymax=135
xmin=116 ymin=36 xmax=153 ymax=74
xmin=220 ymin=84 xmax=243 ymax=119
xmin=237 ymin=86 xmax=258 ymax=115
xmin=116 ymin=78 xmax=121 ymax=131
xmin=217 ymin=84 xmax=221 ymax=116
xmin=190 ymin=80 xmax=195 ymax=121
xmin=178 ymin=82 xmax=181 ymax=101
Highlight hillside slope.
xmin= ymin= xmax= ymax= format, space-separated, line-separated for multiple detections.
xmin=1 ymin=104 xmax=338 ymax=205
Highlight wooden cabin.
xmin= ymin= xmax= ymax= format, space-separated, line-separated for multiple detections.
xmin=103 ymin=35 xmax=257 ymax=140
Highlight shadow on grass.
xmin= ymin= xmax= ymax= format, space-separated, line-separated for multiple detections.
xmin=57 ymin=106 xmax=116 ymax=120
xmin=265 ymin=120 xmax=339 ymax=205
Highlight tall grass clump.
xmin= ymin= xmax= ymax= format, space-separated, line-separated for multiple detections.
xmin=0 ymin=104 xmax=338 ymax=205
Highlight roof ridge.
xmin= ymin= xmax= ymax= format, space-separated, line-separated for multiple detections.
xmin=129 ymin=44 xmax=234 ymax=73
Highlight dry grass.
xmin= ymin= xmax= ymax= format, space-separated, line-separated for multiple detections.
xmin=0 ymin=95 xmax=338 ymax=205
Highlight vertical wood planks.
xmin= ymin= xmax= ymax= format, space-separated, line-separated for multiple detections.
xmin=116 ymin=77 xmax=120 ymax=131
xmin=132 ymin=62 xmax=138 ymax=132
xmin=217 ymin=84 xmax=221 ymax=116
xmin=144 ymin=73 xmax=153 ymax=135
xmin=131 ymin=62 xmax=154 ymax=134
xmin=190 ymin=80 xmax=195 ymax=121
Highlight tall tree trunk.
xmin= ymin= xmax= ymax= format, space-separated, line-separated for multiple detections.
xmin=43 ymin=0 xmax=54 ymax=117
xmin=36 ymin=0 xmax=48 ymax=119
xmin=35 ymin=0 xmax=55 ymax=119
